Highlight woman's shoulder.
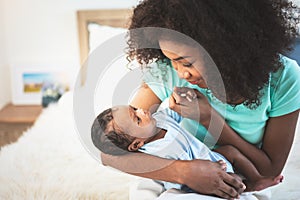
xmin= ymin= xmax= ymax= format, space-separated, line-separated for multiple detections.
xmin=272 ymin=55 xmax=300 ymax=79
xmin=268 ymin=55 xmax=300 ymax=117
xmin=269 ymin=55 xmax=300 ymax=90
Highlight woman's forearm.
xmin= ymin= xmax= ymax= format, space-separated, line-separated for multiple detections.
xmin=204 ymin=109 xmax=299 ymax=176
xmin=101 ymin=152 xmax=182 ymax=183
xmin=209 ymin=111 xmax=271 ymax=170
xmin=101 ymin=152 xmax=245 ymax=197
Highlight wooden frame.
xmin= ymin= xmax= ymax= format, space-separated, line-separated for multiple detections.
xmin=77 ymin=9 xmax=132 ymax=67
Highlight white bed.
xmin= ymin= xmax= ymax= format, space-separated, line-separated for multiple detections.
xmin=0 ymin=93 xmax=136 ymax=199
xmin=0 ymin=9 xmax=299 ymax=200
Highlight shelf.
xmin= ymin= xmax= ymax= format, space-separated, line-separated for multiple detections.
xmin=0 ymin=103 xmax=43 ymax=123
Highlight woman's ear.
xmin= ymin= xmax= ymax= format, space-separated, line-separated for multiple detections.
xmin=128 ymin=139 xmax=145 ymax=151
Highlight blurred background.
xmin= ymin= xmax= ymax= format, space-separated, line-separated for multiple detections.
xmin=0 ymin=0 xmax=299 ymax=146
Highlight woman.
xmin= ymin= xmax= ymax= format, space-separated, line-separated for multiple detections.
xmin=102 ymin=0 xmax=300 ymax=199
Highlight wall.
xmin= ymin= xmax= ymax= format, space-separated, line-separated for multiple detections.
xmin=0 ymin=0 xmax=10 ymax=109
xmin=0 ymin=0 xmax=137 ymax=109
xmin=0 ymin=0 xmax=299 ymax=109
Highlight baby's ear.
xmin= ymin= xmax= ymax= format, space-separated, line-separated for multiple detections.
xmin=128 ymin=139 xmax=145 ymax=151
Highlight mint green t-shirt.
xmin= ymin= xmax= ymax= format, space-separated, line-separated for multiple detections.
xmin=143 ymin=56 xmax=300 ymax=148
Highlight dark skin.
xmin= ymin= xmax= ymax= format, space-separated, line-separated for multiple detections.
xmin=102 ymin=0 xmax=299 ymax=197
xmin=169 ymin=87 xmax=299 ymax=177
xmin=161 ymin=40 xmax=299 ymax=179
xmin=102 ymin=83 xmax=299 ymax=199
xmin=214 ymin=145 xmax=283 ymax=192
xmin=167 ymin=41 xmax=298 ymax=178
xmin=102 ymin=84 xmax=246 ymax=199
xmin=102 ymin=40 xmax=299 ymax=199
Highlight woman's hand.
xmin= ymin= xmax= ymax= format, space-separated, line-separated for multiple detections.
xmin=179 ymin=159 xmax=246 ymax=199
xmin=169 ymin=87 xmax=212 ymax=126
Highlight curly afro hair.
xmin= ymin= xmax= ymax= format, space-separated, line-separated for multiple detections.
xmin=127 ymin=0 xmax=299 ymax=107
xmin=91 ymin=108 xmax=135 ymax=155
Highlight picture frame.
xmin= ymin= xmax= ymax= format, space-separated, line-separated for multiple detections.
xmin=10 ymin=65 xmax=75 ymax=105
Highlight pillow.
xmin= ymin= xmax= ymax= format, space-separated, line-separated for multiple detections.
xmin=87 ymin=23 xmax=141 ymax=113
xmin=88 ymin=23 xmax=127 ymax=53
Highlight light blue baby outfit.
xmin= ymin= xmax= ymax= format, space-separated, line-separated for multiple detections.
xmin=138 ymin=108 xmax=234 ymax=191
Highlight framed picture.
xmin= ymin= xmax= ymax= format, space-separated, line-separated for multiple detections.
xmin=11 ymin=65 xmax=75 ymax=105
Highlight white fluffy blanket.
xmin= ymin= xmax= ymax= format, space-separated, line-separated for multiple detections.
xmin=0 ymin=94 xmax=136 ymax=199
xmin=0 ymin=92 xmax=299 ymax=200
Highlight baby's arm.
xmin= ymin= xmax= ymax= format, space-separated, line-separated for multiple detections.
xmin=214 ymin=145 xmax=283 ymax=191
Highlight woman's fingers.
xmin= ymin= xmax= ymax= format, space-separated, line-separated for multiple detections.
xmin=193 ymin=89 xmax=204 ymax=98
xmin=171 ymin=89 xmax=184 ymax=104
xmin=219 ymin=182 xmax=240 ymax=199
xmin=214 ymin=190 xmax=233 ymax=199
xmin=214 ymin=163 xmax=243 ymax=198
xmin=223 ymin=173 xmax=246 ymax=194
xmin=182 ymin=160 xmax=244 ymax=199
xmin=173 ymin=86 xmax=188 ymax=94
xmin=185 ymin=90 xmax=197 ymax=102
xmin=174 ymin=87 xmax=197 ymax=100
xmin=171 ymin=87 xmax=198 ymax=105
xmin=170 ymin=88 xmax=201 ymax=120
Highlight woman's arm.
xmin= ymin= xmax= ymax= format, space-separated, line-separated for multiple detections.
xmin=101 ymin=153 xmax=244 ymax=198
xmin=169 ymin=87 xmax=299 ymax=176
xmin=217 ymin=109 xmax=299 ymax=176
xmin=101 ymin=82 xmax=245 ymax=198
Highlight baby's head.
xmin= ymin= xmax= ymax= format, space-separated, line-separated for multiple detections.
xmin=91 ymin=105 xmax=157 ymax=155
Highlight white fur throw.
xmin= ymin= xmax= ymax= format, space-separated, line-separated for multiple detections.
xmin=0 ymin=96 xmax=136 ymax=199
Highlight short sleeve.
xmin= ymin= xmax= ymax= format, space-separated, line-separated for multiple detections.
xmin=269 ymin=57 xmax=300 ymax=117
xmin=143 ymin=61 xmax=188 ymax=101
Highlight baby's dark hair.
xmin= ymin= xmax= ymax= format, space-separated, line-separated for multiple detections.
xmin=91 ymin=108 xmax=136 ymax=155
xmin=127 ymin=0 xmax=300 ymax=108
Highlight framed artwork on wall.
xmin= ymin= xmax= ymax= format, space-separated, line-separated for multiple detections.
xmin=10 ymin=65 xmax=75 ymax=105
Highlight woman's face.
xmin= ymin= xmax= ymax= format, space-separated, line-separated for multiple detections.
xmin=159 ymin=40 xmax=208 ymax=88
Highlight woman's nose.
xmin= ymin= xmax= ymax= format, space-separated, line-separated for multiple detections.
xmin=171 ymin=61 xmax=191 ymax=79
xmin=183 ymin=71 xmax=191 ymax=79
xmin=177 ymin=69 xmax=191 ymax=79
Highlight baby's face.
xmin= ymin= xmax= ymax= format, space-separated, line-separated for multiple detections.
xmin=112 ymin=105 xmax=157 ymax=138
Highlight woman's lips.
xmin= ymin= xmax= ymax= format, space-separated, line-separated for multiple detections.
xmin=188 ymin=80 xmax=200 ymax=85
xmin=188 ymin=78 xmax=204 ymax=85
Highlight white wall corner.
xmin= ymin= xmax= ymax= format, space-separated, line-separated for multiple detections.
xmin=0 ymin=0 xmax=11 ymax=109
xmin=0 ymin=65 xmax=11 ymax=109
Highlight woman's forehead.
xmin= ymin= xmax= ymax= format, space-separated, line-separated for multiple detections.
xmin=159 ymin=40 xmax=200 ymax=57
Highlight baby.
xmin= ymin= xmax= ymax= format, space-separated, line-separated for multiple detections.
xmin=91 ymin=104 xmax=283 ymax=192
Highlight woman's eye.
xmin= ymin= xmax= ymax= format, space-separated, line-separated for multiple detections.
xmin=182 ymin=63 xmax=192 ymax=67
